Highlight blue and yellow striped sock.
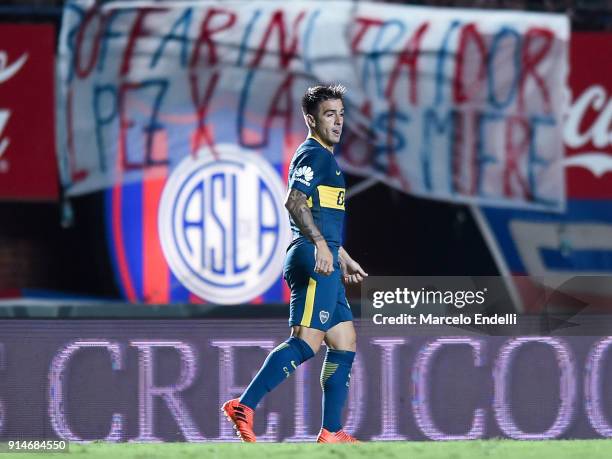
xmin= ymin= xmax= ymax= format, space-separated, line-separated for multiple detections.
xmin=239 ymin=336 xmax=314 ymax=410
xmin=320 ymin=349 xmax=356 ymax=432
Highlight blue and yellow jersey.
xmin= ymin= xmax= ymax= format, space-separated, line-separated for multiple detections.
xmin=287 ymin=137 xmax=345 ymax=247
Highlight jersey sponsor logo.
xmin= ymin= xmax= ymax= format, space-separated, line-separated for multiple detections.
xmin=158 ymin=145 xmax=291 ymax=304
xmin=293 ymin=166 xmax=314 ymax=186
xmin=336 ymin=170 xmax=341 ymax=176
xmin=319 ymin=310 xmax=329 ymax=324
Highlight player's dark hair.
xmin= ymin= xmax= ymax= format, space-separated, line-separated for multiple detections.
xmin=301 ymin=84 xmax=346 ymax=117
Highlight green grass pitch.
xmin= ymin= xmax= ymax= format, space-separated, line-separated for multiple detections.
xmin=8 ymin=440 xmax=612 ymax=459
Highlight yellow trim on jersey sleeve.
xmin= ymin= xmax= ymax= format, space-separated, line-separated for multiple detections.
xmin=307 ymin=196 xmax=313 ymax=208
xmin=317 ymin=185 xmax=345 ymax=210
xmin=301 ymin=277 xmax=317 ymax=326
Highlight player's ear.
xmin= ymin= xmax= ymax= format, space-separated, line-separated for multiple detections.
xmin=304 ymin=113 xmax=316 ymax=129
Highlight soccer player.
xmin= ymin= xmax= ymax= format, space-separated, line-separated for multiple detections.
xmin=222 ymin=84 xmax=367 ymax=443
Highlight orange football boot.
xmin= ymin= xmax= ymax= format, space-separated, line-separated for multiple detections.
xmin=221 ymin=398 xmax=256 ymax=442
xmin=316 ymin=428 xmax=359 ymax=443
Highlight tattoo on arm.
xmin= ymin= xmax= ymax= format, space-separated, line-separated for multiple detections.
xmin=285 ymin=189 xmax=325 ymax=243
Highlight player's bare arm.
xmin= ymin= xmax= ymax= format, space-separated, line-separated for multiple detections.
xmin=339 ymin=246 xmax=368 ymax=285
xmin=284 ymin=188 xmax=334 ymax=275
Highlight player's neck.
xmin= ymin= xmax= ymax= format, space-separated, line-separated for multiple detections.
xmin=308 ymin=132 xmax=334 ymax=153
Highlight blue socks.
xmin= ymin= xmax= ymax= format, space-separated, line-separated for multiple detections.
xmin=239 ymin=337 xmax=356 ymax=433
xmin=320 ymin=349 xmax=356 ymax=432
xmin=240 ymin=336 xmax=314 ymax=410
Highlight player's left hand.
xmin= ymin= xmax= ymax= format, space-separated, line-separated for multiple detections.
xmin=341 ymin=259 xmax=368 ymax=285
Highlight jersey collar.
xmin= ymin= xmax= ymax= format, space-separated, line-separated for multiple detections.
xmin=307 ymin=135 xmax=334 ymax=154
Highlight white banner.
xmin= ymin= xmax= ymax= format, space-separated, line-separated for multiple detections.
xmin=57 ymin=0 xmax=569 ymax=210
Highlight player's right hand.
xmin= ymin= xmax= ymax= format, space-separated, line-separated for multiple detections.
xmin=314 ymin=241 xmax=334 ymax=275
